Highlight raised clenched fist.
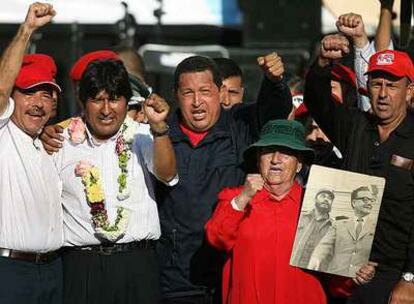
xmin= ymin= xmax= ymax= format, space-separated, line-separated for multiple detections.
xmin=257 ymin=52 xmax=285 ymax=82
xmin=336 ymin=13 xmax=368 ymax=48
xmin=233 ymin=174 xmax=265 ymax=210
xmin=24 ymin=2 xmax=56 ymax=32
xmin=318 ymin=34 xmax=350 ymax=67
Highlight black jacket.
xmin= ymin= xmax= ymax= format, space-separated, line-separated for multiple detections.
xmin=304 ymin=63 xmax=414 ymax=278
xmin=156 ymin=77 xmax=292 ymax=298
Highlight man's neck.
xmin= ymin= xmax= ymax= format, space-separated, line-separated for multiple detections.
xmin=85 ymin=125 xmax=117 ymax=145
xmin=354 ymin=212 xmax=369 ymax=220
xmin=377 ymin=113 xmax=406 ymax=143
xmin=10 ymin=117 xmax=39 ymax=139
xmin=314 ymin=208 xmax=329 ymax=221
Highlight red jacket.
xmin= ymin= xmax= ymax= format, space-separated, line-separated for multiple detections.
xmin=205 ymin=183 xmax=327 ymax=304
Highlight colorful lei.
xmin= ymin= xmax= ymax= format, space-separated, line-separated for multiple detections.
xmin=71 ymin=116 xmax=137 ymax=241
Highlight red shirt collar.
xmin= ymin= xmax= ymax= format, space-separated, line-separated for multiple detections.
xmin=179 ymin=122 xmax=208 ymax=147
xmin=252 ymin=181 xmax=303 ymax=204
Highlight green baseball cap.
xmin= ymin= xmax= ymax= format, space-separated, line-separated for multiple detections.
xmin=244 ymin=119 xmax=314 ymax=166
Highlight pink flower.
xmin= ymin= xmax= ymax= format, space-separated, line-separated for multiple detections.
xmin=68 ymin=117 xmax=86 ymax=144
xmin=115 ymin=136 xmax=125 ymax=155
xmin=75 ymin=160 xmax=92 ymax=177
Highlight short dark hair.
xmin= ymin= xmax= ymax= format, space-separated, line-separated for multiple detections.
xmin=174 ymin=56 xmax=222 ymax=92
xmin=78 ymin=59 xmax=132 ymax=104
xmin=213 ymin=57 xmax=243 ymax=81
xmin=351 ymin=186 xmax=370 ymax=201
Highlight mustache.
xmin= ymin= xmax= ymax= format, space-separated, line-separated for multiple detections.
xmin=26 ymin=107 xmax=46 ymax=116
xmin=307 ymin=139 xmax=333 ymax=148
xmin=98 ymin=115 xmax=115 ymax=120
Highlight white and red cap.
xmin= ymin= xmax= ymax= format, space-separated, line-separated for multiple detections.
xmin=15 ymin=54 xmax=61 ymax=92
xmin=365 ymin=50 xmax=414 ymax=82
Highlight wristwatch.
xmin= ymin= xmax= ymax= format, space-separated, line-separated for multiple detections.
xmin=401 ymin=272 xmax=414 ymax=283
xmin=150 ymin=124 xmax=170 ymax=137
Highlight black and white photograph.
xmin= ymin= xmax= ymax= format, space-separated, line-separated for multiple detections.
xmin=290 ymin=165 xmax=385 ymax=278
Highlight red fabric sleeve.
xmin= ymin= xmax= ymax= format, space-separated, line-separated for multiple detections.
xmin=205 ymin=187 xmax=246 ymax=252
xmin=327 ymin=275 xmax=355 ymax=298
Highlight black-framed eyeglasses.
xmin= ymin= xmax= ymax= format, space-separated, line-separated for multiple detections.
xmin=354 ymin=197 xmax=375 ymax=203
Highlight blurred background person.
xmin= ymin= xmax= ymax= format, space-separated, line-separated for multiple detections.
xmin=213 ymin=57 xmax=244 ymax=109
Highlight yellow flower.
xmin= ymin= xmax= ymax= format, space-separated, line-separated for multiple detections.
xmin=89 ymin=167 xmax=101 ymax=180
xmin=87 ymin=184 xmax=104 ymax=203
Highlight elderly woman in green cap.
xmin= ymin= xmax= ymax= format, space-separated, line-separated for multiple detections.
xmin=205 ymin=119 xmax=327 ymax=304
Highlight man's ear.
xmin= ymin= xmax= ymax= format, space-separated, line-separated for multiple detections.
xmin=219 ymin=84 xmax=226 ymax=103
xmin=406 ymin=81 xmax=414 ymax=103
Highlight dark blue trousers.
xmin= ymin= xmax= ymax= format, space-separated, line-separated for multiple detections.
xmin=0 ymin=256 xmax=63 ymax=304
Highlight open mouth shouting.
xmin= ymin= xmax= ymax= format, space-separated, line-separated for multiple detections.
xmin=191 ymin=109 xmax=206 ymax=121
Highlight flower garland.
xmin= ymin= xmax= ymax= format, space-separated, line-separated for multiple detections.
xmin=70 ymin=116 xmax=137 ymax=241
xmin=115 ymin=118 xmax=136 ymax=200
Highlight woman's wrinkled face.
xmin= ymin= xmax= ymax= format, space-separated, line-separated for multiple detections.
xmin=258 ymin=146 xmax=302 ymax=187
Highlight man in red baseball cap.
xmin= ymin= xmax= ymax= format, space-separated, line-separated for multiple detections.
xmin=0 ymin=3 xmax=64 ymax=304
xmin=305 ymin=34 xmax=414 ymax=304
xmin=13 ymin=53 xmax=62 ymax=129
xmin=365 ymin=50 xmax=414 ymax=128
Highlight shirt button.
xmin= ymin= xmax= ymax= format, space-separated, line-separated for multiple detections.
xmin=352 ymin=252 xmax=356 ymax=255
xmin=374 ymin=141 xmax=380 ymax=146
xmin=350 ymin=264 xmax=353 ymax=267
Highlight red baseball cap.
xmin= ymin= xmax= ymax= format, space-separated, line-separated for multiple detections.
xmin=294 ymin=103 xmax=308 ymax=118
xmin=70 ymin=50 xmax=119 ymax=82
xmin=15 ymin=54 xmax=61 ymax=92
xmin=332 ymin=63 xmax=357 ymax=88
xmin=365 ymin=50 xmax=414 ymax=82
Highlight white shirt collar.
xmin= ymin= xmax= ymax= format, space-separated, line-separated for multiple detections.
xmin=10 ymin=120 xmax=43 ymax=151
xmin=84 ymin=123 xmax=122 ymax=147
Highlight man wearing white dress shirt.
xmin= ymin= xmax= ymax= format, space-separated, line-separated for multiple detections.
xmin=53 ymin=59 xmax=177 ymax=304
xmin=0 ymin=3 xmax=63 ymax=304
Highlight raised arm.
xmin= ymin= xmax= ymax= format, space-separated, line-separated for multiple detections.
xmin=255 ymin=52 xmax=292 ymax=128
xmin=206 ymin=174 xmax=263 ymax=251
xmin=375 ymin=0 xmax=394 ymax=51
xmin=304 ymin=34 xmax=356 ymax=150
xmin=145 ymin=93 xmax=177 ymax=183
xmin=336 ymin=13 xmax=372 ymax=111
xmin=205 ymin=188 xmax=247 ymax=252
xmin=0 ymin=3 xmax=56 ymax=115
